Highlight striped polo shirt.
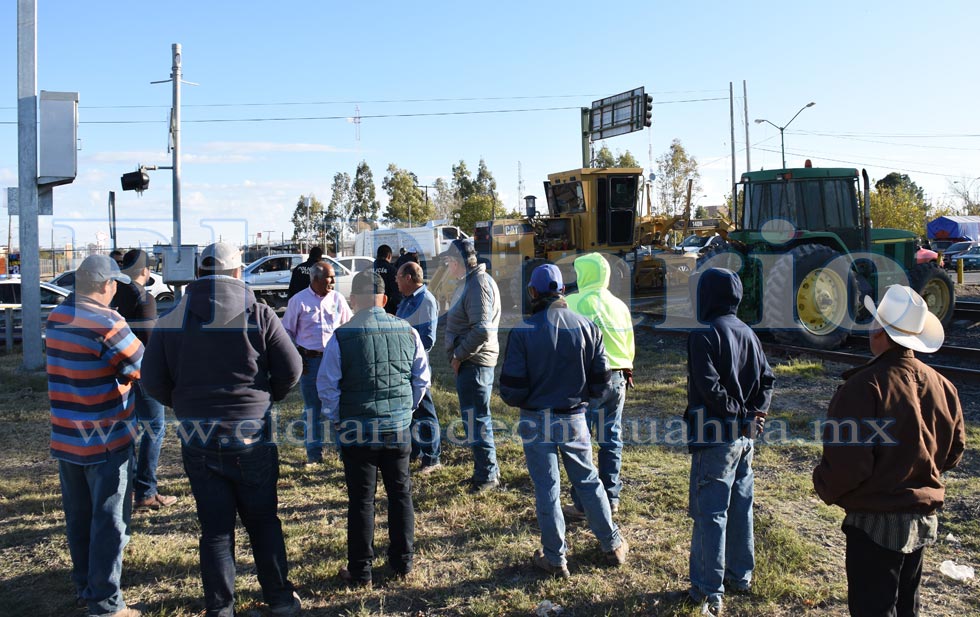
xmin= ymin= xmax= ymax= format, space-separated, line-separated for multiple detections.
xmin=47 ymin=294 xmax=144 ymax=465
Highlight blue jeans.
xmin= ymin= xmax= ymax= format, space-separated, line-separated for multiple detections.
xmin=59 ymin=445 xmax=134 ymax=617
xmin=341 ymin=431 xmax=415 ymax=583
xmin=181 ymin=443 xmax=294 ymax=617
xmin=300 ymin=355 xmax=325 ymax=462
xmin=689 ymin=437 xmax=755 ymax=603
xmin=411 ymin=387 xmax=441 ymax=466
xmin=455 ymin=362 xmax=498 ymax=483
xmin=519 ymin=410 xmax=622 ymax=567
xmin=133 ymin=381 xmax=166 ymax=502
xmin=572 ymin=370 xmax=626 ymax=510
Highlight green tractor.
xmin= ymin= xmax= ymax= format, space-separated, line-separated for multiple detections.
xmin=705 ymin=165 xmax=954 ymax=349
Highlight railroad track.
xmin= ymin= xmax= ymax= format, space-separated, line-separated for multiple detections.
xmin=954 ymin=300 xmax=980 ymax=322
xmin=635 ymin=312 xmax=980 ymax=385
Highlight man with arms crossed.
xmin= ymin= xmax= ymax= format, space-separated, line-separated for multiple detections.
xmin=282 ymin=261 xmax=352 ymax=465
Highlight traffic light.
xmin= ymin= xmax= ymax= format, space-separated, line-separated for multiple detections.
xmin=644 ymin=94 xmax=653 ymax=127
xmin=120 ymin=168 xmax=150 ymax=192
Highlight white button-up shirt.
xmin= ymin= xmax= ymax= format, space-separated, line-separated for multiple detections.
xmin=281 ymin=287 xmax=353 ymax=351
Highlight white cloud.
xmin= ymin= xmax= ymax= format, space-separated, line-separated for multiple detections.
xmin=182 ymin=153 xmax=254 ymax=164
xmin=201 ymin=141 xmax=349 ymax=154
xmin=86 ymin=151 xmax=171 ymax=165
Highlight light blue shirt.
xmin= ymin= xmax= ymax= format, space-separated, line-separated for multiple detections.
xmin=316 ymin=317 xmax=431 ymax=424
xmin=395 ymin=284 xmax=439 ymax=352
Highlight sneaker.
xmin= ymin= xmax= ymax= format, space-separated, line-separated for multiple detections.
xmin=418 ymin=462 xmax=443 ymax=475
xmin=108 ymin=608 xmax=142 ymax=617
xmin=610 ymin=500 xmax=620 ymax=515
xmin=604 ymin=537 xmax=629 ymax=566
xmin=561 ymin=504 xmax=586 ymax=522
xmin=700 ymin=598 xmax=723 ymax=616
xmin=134 ymin=494 xmax=178 ymax=510
xmin=337 ymin=566 xmax=372 ymax=589
xmin=532 ymin=549 xmax=570 ymax=578
xmin=468 ymin=478 xmax=500 ymax=494
xmin=268 ymin=591 xmax=302 ymax=616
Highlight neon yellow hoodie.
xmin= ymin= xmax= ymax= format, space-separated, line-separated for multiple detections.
xmin=565 ymin=253 xmax=635 ymax=369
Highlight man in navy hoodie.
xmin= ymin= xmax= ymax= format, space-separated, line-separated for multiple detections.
xmin=684 ymin=267 xmax=774 ymax=616
xmin=142 ymin=242 xmax=303 ymax=617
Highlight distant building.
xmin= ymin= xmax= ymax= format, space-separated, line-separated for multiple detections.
xmin=704 ymin=205 xmax=730 ymax=219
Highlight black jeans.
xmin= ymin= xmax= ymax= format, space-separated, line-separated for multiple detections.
xmin=182 ymin=443 xmax=294 ymax=617
xmin=341 ymin=433 xmax=415 ymax=583
xmin=844 ymin=525 xmax=924 ymax=617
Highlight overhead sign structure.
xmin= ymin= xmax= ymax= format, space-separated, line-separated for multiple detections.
xmin=588 ymin=87 xmax=653 ymax=141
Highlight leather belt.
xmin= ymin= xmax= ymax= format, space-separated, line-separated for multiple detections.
xmin=297 ymin=347 xmax=323 ymax=358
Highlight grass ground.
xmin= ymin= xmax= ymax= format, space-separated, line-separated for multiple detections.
xmin=0 ymin=326 xmax=976 ymax=616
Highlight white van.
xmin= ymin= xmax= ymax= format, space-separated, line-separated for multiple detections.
xmin=354 ymin=224 xmax=469 ymax=264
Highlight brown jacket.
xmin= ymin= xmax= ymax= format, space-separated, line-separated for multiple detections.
xmin=813 ymin=347 xmax=965 ymax=514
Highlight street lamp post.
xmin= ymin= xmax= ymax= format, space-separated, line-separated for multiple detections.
xmin=755 ymin=102 xmax=816 ymax=169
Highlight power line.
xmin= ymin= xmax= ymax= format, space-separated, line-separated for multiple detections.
xmin=792 ymin=130 xmax=980 ymax=152
xmin=754 ymin=146 xmax=956 ymax=179
xmin=0 ymin=90 xmax=730 ymax=111
xmin=0 ymin=97 xmax=729 ymax=126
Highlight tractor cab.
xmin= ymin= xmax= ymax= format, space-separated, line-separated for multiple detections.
xmin=720 ymin=165 xmax=953 ymax=349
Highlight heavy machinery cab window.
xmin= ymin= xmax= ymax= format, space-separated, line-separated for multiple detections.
xmin=597 ymin=175 xmax=638 ymax=246
xmin=537 ymin=218 xmax=572 ymax=253
xmin=473 ymin=224 xmax=492 ymax=255
xmin=548 ymin=182 xmax=585 ymax=215
xmin=742 ymin=179 xmax=860 ymax=232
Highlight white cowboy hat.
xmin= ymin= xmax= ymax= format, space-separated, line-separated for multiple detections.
xmin=863 ymin=285 xmax=944 ymax=353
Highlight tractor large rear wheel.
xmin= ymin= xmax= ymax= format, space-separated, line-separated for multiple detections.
xmin=909 ymin=262 xmax=955 ymax=327
xmin=771 ymin=244 xmax=857 ymax=350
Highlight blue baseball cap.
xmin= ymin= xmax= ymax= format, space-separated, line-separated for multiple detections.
xmin=529 ymin=264 xmax=563 ymax=294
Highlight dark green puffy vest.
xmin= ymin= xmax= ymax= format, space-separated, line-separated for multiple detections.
xmin=334 ymin=307 xmax=416 ymax=437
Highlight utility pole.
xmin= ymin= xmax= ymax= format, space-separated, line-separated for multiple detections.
xmin=108 ymin=191 xmax=117 ymax=250
xmin=305 ymin=195 xmax=312 ymax=252
xmin=17 ymin=0 xmax=42 ymax=369
xmin=729 ymin=82 xmax=736 ymax=198
xmin=414 ymin=184 xmax=432 ymax=228
xmin=151 ymin=43 xmax=195 ymax=298
xmin=743 ymin=80 xmax=751 ymax=173
xmin=171 ymin=45 xmax=183 ymax=255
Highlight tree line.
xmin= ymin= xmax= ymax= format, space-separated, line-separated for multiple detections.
xmin=290 ymin=140 xmax=973 ymax=248
xmin=290 ymin=158 xmax=525 ymax=249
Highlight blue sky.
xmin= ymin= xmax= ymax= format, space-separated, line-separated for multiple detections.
xmin=2 ymin=0 xmax=979 ymax=249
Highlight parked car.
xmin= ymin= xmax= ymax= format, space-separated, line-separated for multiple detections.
xmin=941 ymin=241 xmax=977 ymax=269
xmin=0 ymin=279 xmax=71 ymax=341
xmin=334 ymin=256 xmax=375 ymax=275
xmin=948 ymin=244 xmax=980 ymax=270
xmin=50 ymin=269 xmax=175 ymax=302
xmin=241 ymin=254 xmax=304 ymax=287
xmin=915 ymin=245 xmax=940 ymax=265
xmin=677 ymin=233 xmax=727 ymax=255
